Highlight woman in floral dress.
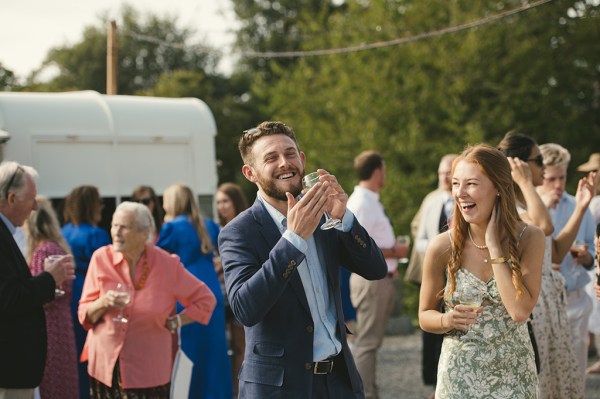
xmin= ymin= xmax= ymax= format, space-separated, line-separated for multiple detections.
xmin=499 ymin=132 xmax=596 ymax=398
xmin=419 ymin=144 xmax=545 ymax=398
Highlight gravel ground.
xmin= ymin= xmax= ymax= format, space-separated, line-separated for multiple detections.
xmin=376 ymin=331 xmax=600 ymax=399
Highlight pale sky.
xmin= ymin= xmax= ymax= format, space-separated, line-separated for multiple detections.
xmin=0 ymin=0 xmax=238 ymax=79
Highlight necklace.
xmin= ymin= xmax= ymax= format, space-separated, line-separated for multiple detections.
xmin=133 ymin=253 xmax=149 ymax=290
xmin=468 ymin=228 xmax=488 ymax=250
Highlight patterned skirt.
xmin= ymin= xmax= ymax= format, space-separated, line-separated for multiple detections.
xmin=89 ymin=360 xmax=170 ymax=399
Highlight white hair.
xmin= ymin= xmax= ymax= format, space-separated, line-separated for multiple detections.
xmin=0 ymin=161 xmax=38 ymax=202
xmin=114 ymin=201 xmax=155 ymax=234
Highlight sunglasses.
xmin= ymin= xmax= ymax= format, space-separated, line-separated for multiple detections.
xmin=527 ymin=155 xmax=544 ymax=168
xmin=4 ymin=165 xmax=24 ymax=199
xmin=242 ymin=128 xmax=260 ymax=139
xmin=137 ymin=198 xmax=153 ymax=206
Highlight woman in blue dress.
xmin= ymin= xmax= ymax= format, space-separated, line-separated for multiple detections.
xmin=158 ymin=183 xmax=232 ymax=399
xmin=61 ymin=185 xmax=111 ymax=399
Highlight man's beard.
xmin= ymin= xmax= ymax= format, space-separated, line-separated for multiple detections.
xmin=256 ymin=171 xmax=303 ymax=201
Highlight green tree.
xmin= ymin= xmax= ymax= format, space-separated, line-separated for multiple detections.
xmin=25 ymin=5 xmax=217 ymax=95
xmin=0 ymin=63 xmax=19 ymax=91
xmin=237 ymin=0 xmax=599 ymax=318
xmin=253 ymin=0 xmax=600 ymax=231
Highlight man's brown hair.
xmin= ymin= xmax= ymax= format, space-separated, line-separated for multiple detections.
xmin=354 ymin=150 xmax=384 ymax=181
xmin=238 ymin=121 xmax=299 ymax=165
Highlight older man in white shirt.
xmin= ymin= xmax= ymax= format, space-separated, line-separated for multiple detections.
xmin=347 ymin=150 xmax=408 ymax=399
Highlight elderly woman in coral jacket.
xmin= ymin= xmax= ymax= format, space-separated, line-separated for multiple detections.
xmin=78 ymin=202 xmax=216 ymax=398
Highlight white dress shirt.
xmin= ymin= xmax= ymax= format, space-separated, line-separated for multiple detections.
xmin=347 ymin=185 xmax=397 ymax=273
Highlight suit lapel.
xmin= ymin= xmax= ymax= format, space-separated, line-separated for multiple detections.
xmin=0 ymin=218 xmax=31 ymax=277
xmin=251 ymin=199 xmax=311 ymax=315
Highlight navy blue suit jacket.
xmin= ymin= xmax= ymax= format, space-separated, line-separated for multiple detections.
xmin=218 ymin=199 xmax=387 ymax=398
xmin=0 ymin=218 xmax=55 ymax=388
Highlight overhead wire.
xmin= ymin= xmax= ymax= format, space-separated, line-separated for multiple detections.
xmin=122 ymin=0 xmax=555 ymax=59
xmin=240 ymin=0 xmax=554 ymax=58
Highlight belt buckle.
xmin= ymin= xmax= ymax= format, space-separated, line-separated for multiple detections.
xmin=313 ymin=360 xmax=333 ymax=374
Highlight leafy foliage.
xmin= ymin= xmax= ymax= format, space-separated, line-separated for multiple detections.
xmin=0 ymin=63 xmax=19 ymax=91
xmin=241 ymin=0 xmax=600 ymax=234
xmin=25 ymin=5 xmax=217 ymax=95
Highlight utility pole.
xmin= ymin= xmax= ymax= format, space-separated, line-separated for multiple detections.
xmin=107 ymin=20 xmax=118 ymax=95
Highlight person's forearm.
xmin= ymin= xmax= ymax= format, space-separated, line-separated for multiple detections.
xmin=552 ymin=205 xmax=586 ymax=263
xmin=419 ymin=309 xmax=452 ymax=334
xmin=520 ymin=182 xmax=554 ymax=235
xmin=85 ymin=297 xmax=109 ymax=325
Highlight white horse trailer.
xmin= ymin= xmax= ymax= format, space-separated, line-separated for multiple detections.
xmin=0 ymin=90 xmax=218 ymax=225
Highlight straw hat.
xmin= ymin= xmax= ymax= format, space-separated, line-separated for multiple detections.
xmin=577 ymin=153 xmax=600 ymax=172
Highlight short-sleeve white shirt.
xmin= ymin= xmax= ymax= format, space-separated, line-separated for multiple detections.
xmin=347 ymin=185 xmax=397 ymax=272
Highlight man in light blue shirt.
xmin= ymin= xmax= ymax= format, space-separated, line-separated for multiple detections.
xmin=219 ymin=121 xmax=387 ymax=398
xmin=537 ymin=143 xmax=596 ymax=379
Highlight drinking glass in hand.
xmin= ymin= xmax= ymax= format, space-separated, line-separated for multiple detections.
xmin=396 ymin=235 xmax=411 ymax=264
xmin=302 ymin=172 xmax=342 ymax=230
xmin=45 ymin=254 xmax=66 ymax=297
xmin=459 ymin=286 xmax=484 ymax=341
xmin=112 ymin=282 xmax=133 ymax=323
xmin=570 ymin=239 xmax=586 ymax=258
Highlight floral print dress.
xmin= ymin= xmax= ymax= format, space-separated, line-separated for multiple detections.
xmin=530 ymin=236 xmax=584 ymax=398
xmin=435 ymin=268 xmax=540 ymax=399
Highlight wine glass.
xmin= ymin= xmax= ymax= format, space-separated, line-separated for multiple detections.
xmin=570 ymin=239 xmax=586 ymax=258
xmin=302 ymin=172 xmax=342 ymax=230
xmin=45 ymin=254 xmax=66 ymax=297
xmin=112 ymin=282 xmax=133 ymax=323
xmin=396 ymin=235 xmax=411 ymax=264
xmin=458 ymin=285 xmax=484 ymax=341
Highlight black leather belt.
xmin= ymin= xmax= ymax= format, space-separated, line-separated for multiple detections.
xmin=313 ymin=352 xmax=342 ymax=375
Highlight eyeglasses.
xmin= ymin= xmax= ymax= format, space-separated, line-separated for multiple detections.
xmin=4 ymin=165 xmax=24 ymax=199
xmin=527 ymin=155 xmax=544 ymax=168
xmin=137 ymin=198 xmax=153 ymax=206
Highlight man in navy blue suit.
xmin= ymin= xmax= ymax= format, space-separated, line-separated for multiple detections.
xmin=218 ymin=121 xmax=387 ymax=398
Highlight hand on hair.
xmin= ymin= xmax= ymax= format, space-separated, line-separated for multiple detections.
xmin=507 ymin=157 xmax=533 ymax=188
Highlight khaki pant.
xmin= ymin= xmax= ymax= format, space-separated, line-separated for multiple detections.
xmin=0 ymin=388 xmax=34 ymax=399
xmin=350 ymin=274 xmax=395 ymax=399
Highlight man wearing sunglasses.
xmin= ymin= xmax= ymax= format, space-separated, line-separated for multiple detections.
xmin=0 ymin=161 xmax=75 ymax=399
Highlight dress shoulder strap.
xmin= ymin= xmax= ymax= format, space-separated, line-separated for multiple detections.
xmin=517 ymin=224 xmax=528 ymax=245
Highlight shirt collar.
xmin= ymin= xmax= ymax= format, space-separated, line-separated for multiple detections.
xmin=0 ymin=211 xmax=16 ymax=235
xmin=110 ymin=243 xmax=151 ymax=267
xmin=353 ymin=185 xmax=379 ymax=201
xmin=256 ymin=192 xmax=287 ymax=232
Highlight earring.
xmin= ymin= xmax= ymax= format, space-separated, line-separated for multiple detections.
xmin=497 ymin=193 xmax=500 ymax=197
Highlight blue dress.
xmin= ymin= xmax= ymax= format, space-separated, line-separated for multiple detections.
xmin=61 ymin=223 xmax=111 ymax=399
xmin=158 ymin=215 xmax=232 ymax=399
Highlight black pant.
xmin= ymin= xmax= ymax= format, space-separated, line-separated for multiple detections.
xmin=422 ymin=330 xmax=443 ymax=386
